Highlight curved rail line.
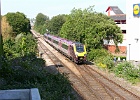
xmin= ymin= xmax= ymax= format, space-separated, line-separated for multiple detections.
xmin=37 ymin=36 xmax=99 ymax=99
xmin=32 ymin=31 xmax=140 ymax=100
xmin=75 ymin=64 xmax=114 ymax=100
xmin=81 ymin=65 xmax=140 ymax=100
xmin=78 ymin=65 xmax=126 ymax=99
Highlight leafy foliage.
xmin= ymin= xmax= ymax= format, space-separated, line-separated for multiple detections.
xmin=3 ymin=39 xmax=16 ymax=59
xmin=87 ymin=49 xmax=112 ymax=61
xmin=1 ymin=16 xmax=13 ymax=41
xmin=0 ymin=54 xmax=74 ymax=100
xmin=88 ymin=49 xmax=114 ymax=69
xmin=46 ymin=14 xmax=67 ymax=35
xmin=1 ymin=29 xmax=75 ymax=99
xmin=34 ymin=13 xmax=49 ymax=34
xmin=114 ymin=62 xmax=140 ymax=84
xmin=59 ymin=6 xmax=123 ymax=50
xmin=3 ymin=33 xmax=37 ymax=59
xmin=15 ymin=33 xmax=37 ymax=56
xmin=5 ymin=12 xmax=31 ymax=35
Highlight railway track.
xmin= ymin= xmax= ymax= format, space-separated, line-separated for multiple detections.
xmin=77 ymin=65 xmax=140 ymax=100
xmin=32 ymin=31 xmax=140 ymax=100
xmin=37 ymin=35 xmax=99 ymax=100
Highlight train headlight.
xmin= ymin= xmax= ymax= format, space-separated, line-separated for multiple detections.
xmin=84 ymin=54 xmax=87 ymax=57
xmin=75 ymin=52 xmax=78 ymax=58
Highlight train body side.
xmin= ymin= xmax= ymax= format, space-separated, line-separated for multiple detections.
xmin=44 ymin=34 xmax=87 ymax=63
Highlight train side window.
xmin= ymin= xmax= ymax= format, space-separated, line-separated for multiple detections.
xmin=48 ymin=37 xmax=51 ymax=41
xmin=62 ymin=44 xmax=68 ymax=50
xmin=53 ymin=40 xmax=58 ymax=44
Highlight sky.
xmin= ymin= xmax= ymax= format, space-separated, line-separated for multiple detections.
xmin=1 ymin=0 xmax=126 ymax=19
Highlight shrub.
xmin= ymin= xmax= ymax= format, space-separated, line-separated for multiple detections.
xmin=1 ymin=33 xmax=75 ymax=99
xmin=95 ymin=56 xmax=114 ymax=69
xmin=3 ymin=33 xmax=37 ymax=59
xmin=0 ymin=54 xmax=74 ymax=99
xmin=87 ymin=49 xmax=115 ymax=69
xmin=114 ymin=61 xmax=140 ymax=84
xmin=87 ymin=48 xmax=113 ymax=61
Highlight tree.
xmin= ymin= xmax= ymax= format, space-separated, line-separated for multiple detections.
xmin=47 ymin=14 xmax=67 ymax=35
xmin=1 ymin=16 xmax=13 ymax=41
xmin=59 ymin=6 xmax=123 ymax=50
xmin=34 ymin=13 xmax=49 ymax=34
xmin=0 ymin=1 xmax=3 ymax=58
xmin=5 ymin=12 xmax=31 ymax=36
xmin=0 ymin=15 xmax=3 ymax=59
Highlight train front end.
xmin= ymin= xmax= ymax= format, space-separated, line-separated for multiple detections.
xmin=73 ymin=42 xmax=87 ymax=63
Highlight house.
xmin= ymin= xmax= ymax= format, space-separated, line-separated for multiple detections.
xmin=105 ymin=6 xmax=126 ymax=54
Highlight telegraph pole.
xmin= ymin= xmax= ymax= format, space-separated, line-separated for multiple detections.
xmin=0 ymin=0 xmax=3 ymax=58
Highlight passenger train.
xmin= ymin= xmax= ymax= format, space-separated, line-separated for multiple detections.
xmin=44 ymin=34 xmax=87 ymax=63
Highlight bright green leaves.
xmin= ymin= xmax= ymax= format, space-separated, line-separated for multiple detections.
xmin=47 ymin=14 xmax=66 ymax=35
xmin=60 ymin=6 xmax=123 ymax=50
xmin=34 ymin=13 xmax=49 ymax=34
xmin=114 ymin=62 xmax=140 ymax=84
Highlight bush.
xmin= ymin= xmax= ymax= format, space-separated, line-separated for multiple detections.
xmin=95 ymin=56 xmax=114 ymax=69
xmin=1 ymin=33 xmax=75 ymax=99
xmin=87 ymin=49 xmax=115 ymax=69
xmin=87 ymin=49 xmax=113 ymax=61
xmin=3 ymin=33 xmax=37 ymax=59
xmin=114 ymin=61 xmax=140 ymax=84
xmin=0 ymin=54 xmax=74 ymax=99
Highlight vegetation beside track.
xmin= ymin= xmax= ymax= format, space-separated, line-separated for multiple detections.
xmin=1 ymin=5 xmax=140 ymax=100
xmin=87 ymin=49 xmax=140 ymax=84
xmin=33 ymin=5 xmax=140 ymax=85
xmin=0 ymin=13 xmax=75 ymax=100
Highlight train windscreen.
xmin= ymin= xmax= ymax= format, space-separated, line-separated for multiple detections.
xmin=75 ymin=44 xmax=84 ymax=52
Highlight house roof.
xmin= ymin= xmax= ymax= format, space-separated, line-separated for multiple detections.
xmin=106 ymin=6 xmax=124 ymax=14
xmin=110 ymin=14 xmax=126 ymax=21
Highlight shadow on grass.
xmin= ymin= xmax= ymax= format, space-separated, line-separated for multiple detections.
xmin=0 ymin=53 xmax=79 ymax=99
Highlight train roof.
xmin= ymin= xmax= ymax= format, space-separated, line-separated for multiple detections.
xmin=45 ymin=34 xmax=73 ymax=44
xmin=44 ymin=33 xmax=84 ymax=46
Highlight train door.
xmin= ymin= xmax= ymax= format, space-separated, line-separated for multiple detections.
xmin=59 ymin=41 xmax=62 ymax=53
xmin=70 ymin=45 xmax=75 ymax=61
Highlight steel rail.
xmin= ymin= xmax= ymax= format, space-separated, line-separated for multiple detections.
xmin=86 ymin=65 xmax=140 ymax=100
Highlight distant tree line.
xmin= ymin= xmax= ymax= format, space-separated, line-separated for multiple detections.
xmin=34 ymin=6 xmax=123 ymax=51
xmin=33 ymin=6 xmax=124 ymax=69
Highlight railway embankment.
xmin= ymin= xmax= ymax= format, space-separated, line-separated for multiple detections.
xmin=0 ymin=31 xmax=75 ymax=100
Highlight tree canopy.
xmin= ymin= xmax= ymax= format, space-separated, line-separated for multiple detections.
xmin=5 ymin=12 xmax=31 ymax=35
xmin=34 ymin=13 xmax=49 ymax=34
xmin=46 ymin=14 xmax=67 ymax=35
xmin=1 ymin=16 xmax=13 ymax=41
xmin=59 ymin=6 xmax=123 ymax=50
xmin=33 ymin=6 xmax=123 ymax=51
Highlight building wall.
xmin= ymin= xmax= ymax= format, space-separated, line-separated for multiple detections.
xmin=104 ymin=36 xmax=127 ymax=53
xmin=106 ymin=10 xmax=116 ymax=16
xmin=104 ymin=6 xmax=127 ymax=53
xmin=126 ymin=0 xmax=140 ymax=61
xmin=106 ymin=45 xmax=126 ymax=53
